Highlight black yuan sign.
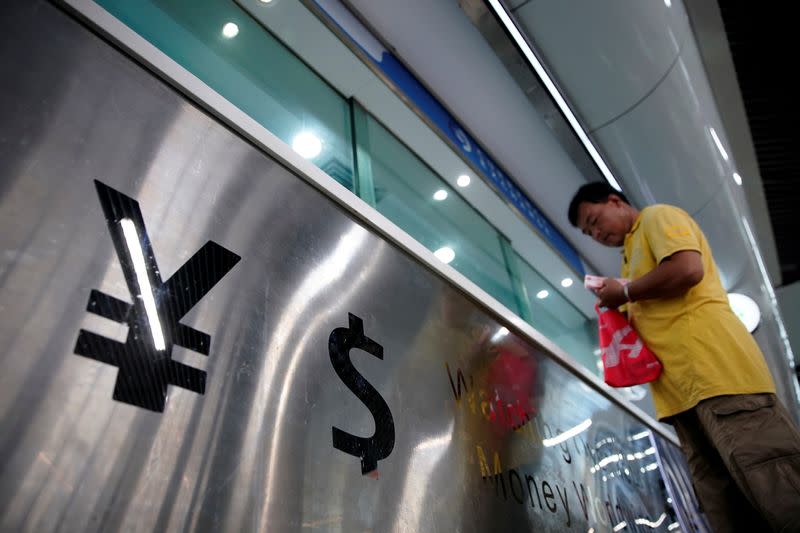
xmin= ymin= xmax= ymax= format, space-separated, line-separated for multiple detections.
xmin=74 ymin=181 xmax=240 ymax=412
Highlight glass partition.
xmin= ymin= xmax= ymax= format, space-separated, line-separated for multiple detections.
xmin=512 ymin=252 xmax=600 ymax=373
xmin=96 ymin=0 xmax=599 ymax=374
xmin=353 ymin=107 xmax=520 ymax=314
xmin=97 ymin=0 xmax=356 ymax=190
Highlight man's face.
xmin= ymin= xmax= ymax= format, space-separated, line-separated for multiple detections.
xmin=576 ymin=195 xmax=631 ymax=247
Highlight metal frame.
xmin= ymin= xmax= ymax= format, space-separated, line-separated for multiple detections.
xmin=55 ymin=0 xmax=679 ymax=446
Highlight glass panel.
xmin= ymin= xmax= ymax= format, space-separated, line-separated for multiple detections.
xmin=360 ymin=114 xmax=520 ymax=314
xmin=96 ymin=0 xmax=355 ymax=190
xmin=97 ymin=0 xmax=602 ymax=376
xmin=513 ymin=253 xmax=600 ymax=373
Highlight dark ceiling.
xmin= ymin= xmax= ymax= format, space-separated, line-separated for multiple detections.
xmin=718 ymin=4 xmax=800 ymax=286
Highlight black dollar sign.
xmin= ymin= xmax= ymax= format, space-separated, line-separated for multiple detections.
xmin=329 ymin=313 xmax=395 ymax=474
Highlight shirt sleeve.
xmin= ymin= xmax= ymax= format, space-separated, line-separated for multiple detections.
xmin=642 ymin=205 xmax=702 ymax=264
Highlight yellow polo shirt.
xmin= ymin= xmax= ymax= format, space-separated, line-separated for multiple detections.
xmin=621 ymin=205 xmax=775 ymax=420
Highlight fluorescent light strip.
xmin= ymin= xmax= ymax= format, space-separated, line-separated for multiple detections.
xmin=709 ymin=127 xmax=729 ymax=161
xmin=543 ymin=418 xmax=592 ymax=447
xmin=485 ymin=0 xmax=623 ymax=192
xmin=121 ymin=218 xmax=166 ymax=351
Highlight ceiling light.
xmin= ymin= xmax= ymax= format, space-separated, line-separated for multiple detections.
xmin=709 ymin=127 xmax=729 ymax=161
xmin=728 ymin=292 xmax=761 ymax=332
xmin=733 ymin=172 xmax=742 ymax=185
xmin=561 ymin=277 xmax=573 ymax=288
xmin=536 ymin=289 xmax=549 ymax=299
xmin=292 ymin=131 xmax=322 ymax=159
xmin=259 ymin=0 xmax=274 ymax=3
xmin=484 ymin=0 xmax=623 ymax=193
xmin=433 ymin=189 xmax=448 ymax=201
xmin=222 ymin=22 xmax=239 ymax=38
xmin=457 ymin=174 xmax=471 ymax=187
xmin=434 ymin=246 xmax=455 ymax=264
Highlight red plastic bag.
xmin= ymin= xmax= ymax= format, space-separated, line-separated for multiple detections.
xmin=596 ymin=305 xmax=662 ymax=387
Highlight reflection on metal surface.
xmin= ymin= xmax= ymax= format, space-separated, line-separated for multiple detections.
xmin=0 ymin=1 xmax=708 ymax=531
xmin=120 ymin=218 xmax=166 ymax=351
xmin=542 ymin=418 xmax=592 ymax=447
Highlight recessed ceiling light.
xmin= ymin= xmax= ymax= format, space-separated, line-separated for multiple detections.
xmin=728 ymin=292 xmax=761 ymax=332
xmin=457 ymin=174 xmax=471 ymax=187
xmin=561 ymin=278 xmax=573 ymax=288
xmin=222 ymin=22 xmax=239 ymax=38
xmin=434 ymin=246 xmax=455 ymax=264
xmin=536 ymin=289 xmax=549 ymax=299
xmin=433 ymin=189 xmax=448 ymax=201
xmin=292 ymin=131 xmax=322 ymax=159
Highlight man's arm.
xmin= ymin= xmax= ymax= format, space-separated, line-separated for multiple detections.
xmin=596 ymin=250 xmax=703 ymax=308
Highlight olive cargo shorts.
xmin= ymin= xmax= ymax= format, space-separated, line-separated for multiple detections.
xmin=671 ymin=393 xmax=800 ymax=532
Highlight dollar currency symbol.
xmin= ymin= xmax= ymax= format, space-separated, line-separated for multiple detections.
xmin=329 ymin=313 xmax=395 ymax=474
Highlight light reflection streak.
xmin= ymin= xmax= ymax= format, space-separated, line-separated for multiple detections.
xmin=120 ymin=218 xmax=165 ymax=350
xmin=628 ymin=430 xmax=650 ymax=441
xmin=257 ymin=225 xmax=375 ymax=525
xmin=542 ymin=418 xmax=592 ymax=447
xmin=635 ymin=513 xmax=667 ymax=528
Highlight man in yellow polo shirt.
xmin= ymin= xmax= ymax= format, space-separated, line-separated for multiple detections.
xmin=569 ymin=182 xmax=800 ymax=532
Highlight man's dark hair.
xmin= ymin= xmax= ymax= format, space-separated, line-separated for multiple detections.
xmin=568 ymin=182 xmax=629 ymax=227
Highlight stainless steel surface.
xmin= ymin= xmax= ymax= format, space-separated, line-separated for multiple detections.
xmin=0 ymin=1 xmax=704 ymax=531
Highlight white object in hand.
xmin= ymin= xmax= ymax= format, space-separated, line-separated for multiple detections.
xmin=584 ymin=275 xmax=630 ymax=289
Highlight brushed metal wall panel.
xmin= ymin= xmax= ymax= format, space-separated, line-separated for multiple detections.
xmin=0 ymin=2 xmax=704 ymax=531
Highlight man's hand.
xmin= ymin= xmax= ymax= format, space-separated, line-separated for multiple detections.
xmin=596 ymin=278 xmax=628 ymax=309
